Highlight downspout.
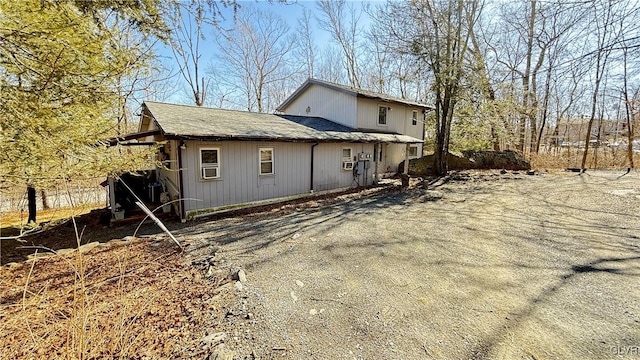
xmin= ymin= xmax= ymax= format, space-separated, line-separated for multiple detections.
xmin=177 ymin=139 xmax=186 ymax=222
xmin=310 ymin=142 xmax=319 ymax=192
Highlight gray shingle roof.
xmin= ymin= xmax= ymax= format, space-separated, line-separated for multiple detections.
xmin=143 ymin=101 xmax=422 ymax=144
xmin=277 ymin=78 xmax=434 ymax=111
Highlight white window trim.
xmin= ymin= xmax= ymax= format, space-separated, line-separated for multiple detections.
xmin=342 ymin=147 xmax=354 ymax=171
xmin=200 ymin=147 xmax=221 ymax=180
xmin=378 ymin=105 xmax=388 ymax=126
xmin=408 ymin=145 xmax=419 ymax=158
xmin=412 ymin=110 xmax=418 ymax=126
xmin=259 ymin=147 xmax=275 ymax=176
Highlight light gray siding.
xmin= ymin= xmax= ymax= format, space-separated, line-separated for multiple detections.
xmin=383 ymin=143 xmax=413 ymax=173
xmin=313 ymin=143 xmax=375 ymax=191
xmin=281 ymin=86 xmax=357 ymax=128
xmin=356 ymin=98 xmax=425 ymax=139
xmin=179 ymin=141 xmax=312 ymax=214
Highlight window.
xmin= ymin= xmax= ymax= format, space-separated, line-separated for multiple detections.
xmin=200 ymin=148 xmax=220 ymax=179
xmin=378 ymin=105 xmax=387 ymax=126
xmin=342 ymin=148 xmax=354 ymax=171
xmin=408 ymin=145 xmax=419 ymax=158
xmin=259 ymin=148 xmax=274 ymax=175
xmin=412 ymin=110 xmax=418 ymax=126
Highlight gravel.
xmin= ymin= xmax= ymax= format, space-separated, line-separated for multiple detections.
xmin=175 ymin=170 xmax=640 ymax=360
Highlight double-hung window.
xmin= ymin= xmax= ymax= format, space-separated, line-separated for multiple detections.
xmin=412 ymin=110 xmax=418 ymax=126
xmin=259 ymin=148 xmax=274 ymax=175
xmin=200 ymin=148 xmax=220 ymax=179
xmin=378 ymin=105 xmax=388 ymax=126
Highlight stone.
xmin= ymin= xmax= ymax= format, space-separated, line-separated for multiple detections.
xmin=295 ymin=280 xmax=304 ymax=288
xmin=234 ymin=281 xmax=244 ymax=291
xmin=237 ymin=269 xmax=247 ymax=283
xmin=208 ymin=344 xmax=235 ymax=360
xmin=206 ymin=266 xmax=215 ymax=278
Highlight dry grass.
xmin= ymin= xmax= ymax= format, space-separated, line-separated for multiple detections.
xmin=530 ymin=148 xmax=639 ymax=170
xmin=0 ymin=203 xmax=102 ymax=228
xmin=0 ymin=237 xmax=230 ymax=359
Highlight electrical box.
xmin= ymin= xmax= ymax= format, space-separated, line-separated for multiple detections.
xmin=358 ymin=152 xmax=372 ymax=161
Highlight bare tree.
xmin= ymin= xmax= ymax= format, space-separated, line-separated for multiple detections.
xmin=215 ymin=6 xmax=298 ymax=112
xmin=294 ymin=7 xmax=316 ymax=79
xmin=316 ymin=0 xmax=362 ymax=88
xmin=167 ymin=1 xmax=214 ymax=106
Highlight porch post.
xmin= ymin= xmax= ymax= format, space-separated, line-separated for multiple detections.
xmin=404 ymin=143 xmax=410 ymax=175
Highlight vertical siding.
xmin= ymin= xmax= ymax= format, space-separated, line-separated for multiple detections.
xmin=180 ymin=141 xmax=312 ymax=213
xmin=356 ymin=98 xmax=424 ymax=139
xmin=312 ymin=143 xmax=375 ymax=191
xmin=282 ymin=86 xmax=357 ymax=128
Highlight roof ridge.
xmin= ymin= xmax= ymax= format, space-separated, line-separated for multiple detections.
xmin=144 ymin=101 xmax=274 ymax=116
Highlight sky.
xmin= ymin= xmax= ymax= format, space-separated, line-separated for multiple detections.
xmin=153 ymin=0 xmax=374 ymax=105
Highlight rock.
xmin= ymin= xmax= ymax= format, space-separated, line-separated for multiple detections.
xmin=202 ymin=332 xmax=226 ymax=347
xmin=237 ymin=269 xmax=247 ymax=283
xmin=526 ymin=169 xmax=536 ymax=175
xmin=229 ymin=268 xmax=247 ymax=282
xmin=309 ymin=308 xmax=318 ymax=315
xmin=500 ymin=169 xmax=507 ymax=174
xmin=208 ymin=344 xmax=235 ymax=360
xmin=206 ymin=266 xmax=215 ymax=278
xmin=292 ymin=233 xmax=301 ymax=240
xmin=234 ymin=281 xmax=244 ymax=291
xmin=295 ymin=280 xmax=304 ymax=288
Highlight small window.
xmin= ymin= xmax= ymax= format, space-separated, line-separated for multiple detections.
xmin=412 ymin=110 xmax=418 ymax=125
xmin=378 ymin=105 xmax=387 ymax=126
xmin=200 ymin=148 xmax=220 ymax=179
xmin=408 ymin=145 xmax=419 ymax=158
xmin=259 ymin=148 xmax=274 ymax=175
xmin=342 ymin=147 xmax=353 ymax=171
xmin=342 ymin=148 xmax=352 ymax=161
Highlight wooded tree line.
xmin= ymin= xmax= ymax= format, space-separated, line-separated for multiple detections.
xmin=2 ymin=0 xmax=640 ymax=221
xmin=161 ymin=0 xmax=640 ymax=173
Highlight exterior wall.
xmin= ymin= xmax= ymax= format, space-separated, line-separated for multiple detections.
xmin=165 ymin=140 xmax=378 ymax=217
xmin=381 ymin=143 xmax=422 ymax=173
xmin=313 ymin=143 xmax=375 ymax=191
xmin=281 ymin=86 xmax=358 ymax=128
xmin=179 ymin=141 xmax=312 ymax=215
xmin=356 ymin=97 xmax=425 ymax=139
xmin=138 ymin=108 xmax=159 ymax=142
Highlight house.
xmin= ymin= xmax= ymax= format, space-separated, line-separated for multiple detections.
xmin=115 ymin=80 xmax=431 ymax=221
xmin=277 ymin=78 xmax=433 ymax=173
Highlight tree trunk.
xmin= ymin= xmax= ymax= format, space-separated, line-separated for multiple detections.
xmin=40 ymin=189 xmax=50 ymax=209
xmin=27 ymin=186 xmax=37 ymax=224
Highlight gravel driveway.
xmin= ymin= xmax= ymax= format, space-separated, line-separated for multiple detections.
xmin=177 ymin=170 xmax=640 ymax=360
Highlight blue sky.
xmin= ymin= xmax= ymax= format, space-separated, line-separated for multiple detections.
xmin=153 ymin=0 xmax=375 ymax=105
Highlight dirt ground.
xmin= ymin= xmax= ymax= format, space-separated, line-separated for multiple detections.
xmin=2 ymin=170 xmax=639 ymax=359
xmin=174 ymin=170 xmax=640 ymax=360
